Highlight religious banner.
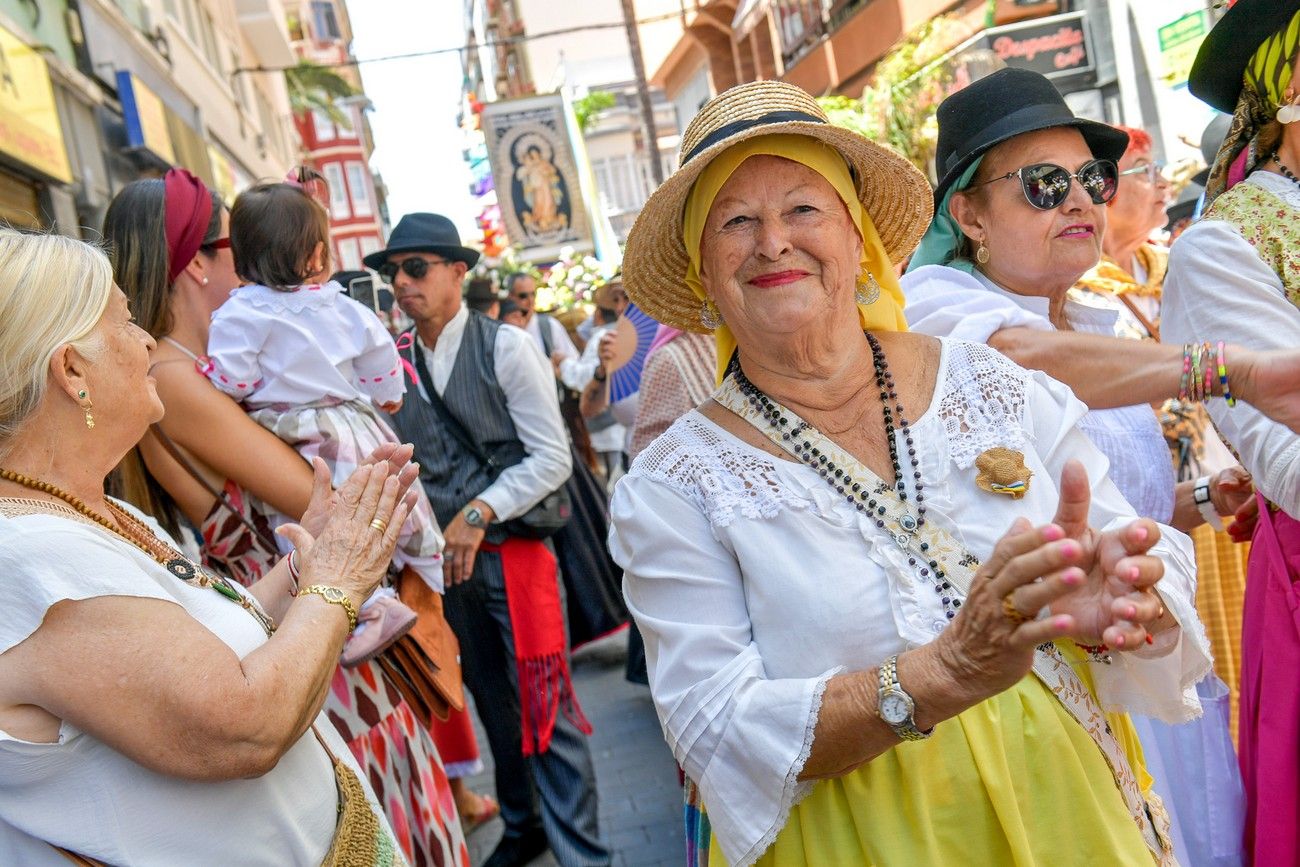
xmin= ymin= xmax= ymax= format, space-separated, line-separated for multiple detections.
xmin=481 ymin=93 xmax=593 ymax=262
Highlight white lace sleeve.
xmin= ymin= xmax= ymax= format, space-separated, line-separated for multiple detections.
xmin=935 ymin=340 xmax=1029 ymax=469
xmin=610 ymin=425 xmax=841 ymax=867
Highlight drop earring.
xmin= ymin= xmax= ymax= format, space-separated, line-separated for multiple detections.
xmin=78 ymin=391 xmax=95 ymax=430
xmin=1279 ymin=89 xmax=1300 ymax=124
xmin=699 ymin=298 xmax=723 ymax=329
xmin=855 ymin=271 xmax=881 ymax=305
xmin=976 ymin=240 xmax=991 ymax=265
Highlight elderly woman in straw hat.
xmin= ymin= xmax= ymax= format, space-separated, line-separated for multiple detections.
xmin=1163 ymin=3 xmax=1300 ymax=861
xmin=609 ymin=79 xmax=1209 ymax=867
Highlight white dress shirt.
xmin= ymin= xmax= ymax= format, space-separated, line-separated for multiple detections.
xmin=411 ymin=305 xmax=572 ymax=522
xmin=1163 ymin=171 xmax=1300 ymax=517
xmin=609 ymin=339 xmax=1206 ymax=867
xmin=524 ymin=312 xmax=589 ymax=391
xmin=902 ymin=265 xmax=1176 ymax=523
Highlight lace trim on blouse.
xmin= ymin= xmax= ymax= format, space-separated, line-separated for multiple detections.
xmin=632 ymin=339 xmax=1030 ymax=524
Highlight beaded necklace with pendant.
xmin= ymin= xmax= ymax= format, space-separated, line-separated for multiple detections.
xmin=729 ymin=332 xmax=961 ymax=620
xmin=1274 ymin=155 xmax=1300 ymax=188
xmin=0 ymin=467 xmax=276 ymax=636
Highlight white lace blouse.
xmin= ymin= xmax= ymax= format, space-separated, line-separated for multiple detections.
xmin=902 ymin=265 xmax=1177 ymax=523
xmin=608 ymin=339 xmax=1209 ymax=867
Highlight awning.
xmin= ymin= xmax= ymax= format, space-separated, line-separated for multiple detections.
xmin=731 ymin=0 xmax=770 ymax=40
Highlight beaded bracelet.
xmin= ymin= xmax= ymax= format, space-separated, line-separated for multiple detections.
xmin=1179 ymin=344 xmax=1193 ymax=403
xmin=1076 ymin=642 xmax=1112 ymax=664
xmin=1217 ymin=341 xmax=1236 ymax=407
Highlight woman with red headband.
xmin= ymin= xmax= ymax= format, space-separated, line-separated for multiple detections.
xmin=103 ymin=169 xmax=468 ymax=867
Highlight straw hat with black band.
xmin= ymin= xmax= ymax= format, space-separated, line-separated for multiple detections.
xmin=621 ymin=80 xmax=933 ymax=335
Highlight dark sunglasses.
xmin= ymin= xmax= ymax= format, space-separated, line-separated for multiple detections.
xmin=377 ymin=257 xmax=451 ymax=282
xmin=513 ymin=290 xmax=536 ymax=300
xmin=973 ymin=158 xmax=1119 ymax=210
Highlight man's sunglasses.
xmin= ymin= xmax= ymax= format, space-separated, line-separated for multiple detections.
xmin=972 ymin=158 xmax=1119 ymax=210
xmin=377 ymin=257 xmax=451 ymax=282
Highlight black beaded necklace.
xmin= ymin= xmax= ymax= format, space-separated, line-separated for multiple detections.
xmin=730 ymin=332 xmax=961 ymax=620
xmin=1274 ymin=154 xmax=1300 ymax=187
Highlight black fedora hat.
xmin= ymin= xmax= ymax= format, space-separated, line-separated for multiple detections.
xmin=932 ymin=68 xmax=1131 ymax=205
xmin=362 ymin=212 xmax=480 ymax=271
xmin=1190 ymin=0 xmax=1300 ymax=114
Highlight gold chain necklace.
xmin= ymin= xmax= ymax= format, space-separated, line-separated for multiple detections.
xmin=0 ymin=467 xmax=275 ymax=636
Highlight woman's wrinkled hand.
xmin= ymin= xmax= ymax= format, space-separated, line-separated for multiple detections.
xmin=933 ymin=517 xmax=1081 ymax=698
xmin=1210 ymin=466 xmax=1254 ymax=522
xmin=1028 ymin=461 xmax=1168 ymax=649
xmin=298 ymin=444 xmax=420 ymax=538
xmin=283 ymin=463 xmax=414 ymax=610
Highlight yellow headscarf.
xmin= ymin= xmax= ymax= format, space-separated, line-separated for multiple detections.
xmin=1206 ymin=8 xmax=1300 ymax=204
xmin=681 ymin=133 xmax=909 ymax=382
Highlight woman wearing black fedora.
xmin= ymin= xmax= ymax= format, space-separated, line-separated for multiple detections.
xmin=609 ymin=77 xmax=1220 ymax=866
xmin=1163 ymin=3 xmax=1300 ymax=862
xmin=897 ymin=66 xmax=1300 ymax=864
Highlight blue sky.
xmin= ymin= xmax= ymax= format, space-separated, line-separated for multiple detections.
xmin=350 ymin=0 xmax=479 ymax=236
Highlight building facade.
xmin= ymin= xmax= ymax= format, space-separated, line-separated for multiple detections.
xmin=644 ymin=0 xmax=1224 ymax=180
xmin=288 ymin=0 xmax=387 ymax=273
xmin=0 ymin=0 xmax=301 ymax=237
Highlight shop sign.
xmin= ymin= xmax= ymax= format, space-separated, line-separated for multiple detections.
xmin=1158 ymin=10 xmax=1208 ymax=88
xmin=981 ymin=11 xmax=1093 ymax=80
xmin=0 ymin=23 xmax=72 ymax=183
xmin=117 ymin=72 xmax=177 ymax=165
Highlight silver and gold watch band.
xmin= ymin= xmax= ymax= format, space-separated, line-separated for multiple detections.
xmin=877 ymin=654 xmax=933 ymax=741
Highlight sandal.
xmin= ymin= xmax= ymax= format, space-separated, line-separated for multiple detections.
xmin=458 ymin=793 xmax=500 ymax=836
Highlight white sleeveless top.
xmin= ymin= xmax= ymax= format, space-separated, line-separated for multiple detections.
xmin=0 ymin=501 xmax=376 ymax=865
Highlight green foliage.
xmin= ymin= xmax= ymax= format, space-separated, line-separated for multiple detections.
xmin=573 ymin=91 xmax=617 ymax=134
xmin=285 ymin=61 xmax=356 ymax=129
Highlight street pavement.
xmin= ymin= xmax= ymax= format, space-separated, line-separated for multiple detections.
xmin=462 ymin=629 xmax=684 ymax=866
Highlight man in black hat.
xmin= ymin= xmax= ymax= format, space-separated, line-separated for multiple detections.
xmin=368 ymin=213 xmax=610 ymax=867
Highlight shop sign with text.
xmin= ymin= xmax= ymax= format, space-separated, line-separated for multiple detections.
xmin=0 ymin=23 xmax=71 ymax=182
xmin=980 ymin=11 xmax=1093 ymax=80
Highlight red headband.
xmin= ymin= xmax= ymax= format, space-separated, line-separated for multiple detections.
xmin=164 ymin=168 xmax=213 ymax=283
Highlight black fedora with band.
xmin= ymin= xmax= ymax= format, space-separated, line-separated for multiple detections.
xmin=362 ymin=212 xmax=480 ymax=271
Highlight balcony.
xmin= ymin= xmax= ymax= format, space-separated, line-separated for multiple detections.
xmin=235 ymin=0 xmax=296 ymax=67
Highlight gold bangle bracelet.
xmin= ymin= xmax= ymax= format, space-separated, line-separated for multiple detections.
xmin=299 ymin=584 xmax=359 ymax=631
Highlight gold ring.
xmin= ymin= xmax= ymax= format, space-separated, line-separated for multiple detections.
xmin=1002 ymin=595 xmax=1032 ymax=626
xmin=369 ymin=518 xmax=388 ymax=533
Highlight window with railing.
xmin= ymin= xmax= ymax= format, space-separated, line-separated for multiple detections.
xmin=776 ymin=0 xmax=832 ymax=68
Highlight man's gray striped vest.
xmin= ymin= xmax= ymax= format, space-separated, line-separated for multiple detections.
xmin=388 ymin=313 xmax=528 ymax=544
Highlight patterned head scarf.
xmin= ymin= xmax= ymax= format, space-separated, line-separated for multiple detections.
xmin=1205 ymin=8 xmax=1300 ymax=206
xmin=682 ymin=133 xmax=908 ymax=383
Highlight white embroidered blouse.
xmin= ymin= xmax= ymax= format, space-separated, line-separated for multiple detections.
xmin=608 ymin=339 xmax=1209 ymax=867
xmin=902 ymin=265 xmax=1177 ymax=523
xmin=206 ymin=281 xmax=406 ymax=409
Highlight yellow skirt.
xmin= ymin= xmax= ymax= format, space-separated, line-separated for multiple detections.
xmin=711 ymin=652 xmax=1158 ymax=866
xmin=1190 ymin=524 xmax=1249 ymax=744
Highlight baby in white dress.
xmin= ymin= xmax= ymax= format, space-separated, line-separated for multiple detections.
xmin=205 ymin=180 xmax=445 ymax=666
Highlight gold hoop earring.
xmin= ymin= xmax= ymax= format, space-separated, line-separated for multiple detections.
xmin=976 ymin=240 xmax=990 ymax=265
xmin=699 ymin=298 xmax=723 ymax=330
xmin=855 ymin=271 xmax=881 ymax=306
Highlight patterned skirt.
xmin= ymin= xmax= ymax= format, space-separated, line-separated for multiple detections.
xmin=201 ymin=481 xmax=469 ymax=867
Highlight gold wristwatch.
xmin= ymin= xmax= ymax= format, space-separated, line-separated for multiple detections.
xmin=877 ymin=654 xmax=933 ymax=741
xmin=299 ymin=585 xmax=359 ymax=631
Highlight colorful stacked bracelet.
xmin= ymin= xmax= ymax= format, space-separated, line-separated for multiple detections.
xmin=1179 ymin=341 xmax=1234 ymax=405
xmin=1217 ymin=341 xmax=1236 ymax=407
